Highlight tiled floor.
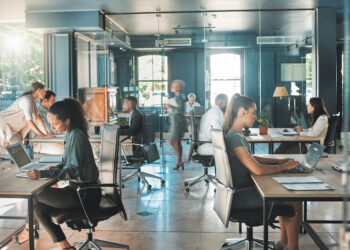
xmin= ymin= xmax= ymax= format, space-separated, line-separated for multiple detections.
xmin=0 ymin=141 xmax=345 ymax=249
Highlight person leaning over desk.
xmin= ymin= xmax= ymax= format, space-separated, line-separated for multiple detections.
xmin=223 ymin=93 xmax=301 ymax=250
xmin=12 ymin=99 xmax=103 ymax=250
xmin=0 ymin=82 xmax=52 ymax=153
xmin=275 ymin=97 xmax=330 ymax=154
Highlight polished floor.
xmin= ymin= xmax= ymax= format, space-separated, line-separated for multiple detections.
xmin=0 ymin=141 xmax=344 ymax=249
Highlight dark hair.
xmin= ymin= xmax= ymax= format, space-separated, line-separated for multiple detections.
xmin=309 ymin=97 xmax=330 ymax=127
xmin=48 ymin=98 xmax=88 ymax=135
xmin=40 ymin=90 xmax=56 ymax=103
xmin=21 ymin=81 xmax=45 ymax=97
xmin=125 ymin=96 xmax=138 ymax=109
xmin=222 ymin=94 xmax=255 ymax=133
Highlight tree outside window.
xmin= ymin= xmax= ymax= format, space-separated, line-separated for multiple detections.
xmin=138 ymin=55 xmax=168 ymax=107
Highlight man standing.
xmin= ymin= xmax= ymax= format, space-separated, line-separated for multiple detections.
xmin=197 ymin=94 xmax=228 ymax=155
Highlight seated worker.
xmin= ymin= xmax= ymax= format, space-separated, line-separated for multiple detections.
xmin=275 ymin=97 xmax=329 ymax=154
xmin=197 ymin=94 xmax=228 ymax=155
xmin=13 ymin=99 xmax=103 ymax=250
xmin=120 ymin=96 xmax=143 ymax=156
xmin=33 ymin=90 xmax=64 ymax=155
xmin=223 ymin=94 xmax=301 ymax=250
xmin=184 ymin=93 xmax=200 ymax=114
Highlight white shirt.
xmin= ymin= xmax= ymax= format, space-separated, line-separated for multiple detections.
xmin=184 ymin=101 xmax=200 ymax=114
xmin=198 ymin=105 xmax=224 ymax=142
xmin=299 ymin=114 xmax=329 ymax=145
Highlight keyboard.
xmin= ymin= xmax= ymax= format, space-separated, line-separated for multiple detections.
xmin=283 ymin=167 xmax=312 ymax=173
xmin=21 ymin=163 xmax=48 ymax=171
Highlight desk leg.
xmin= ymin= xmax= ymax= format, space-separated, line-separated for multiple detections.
xmin=160 ymin=116 xmax=163 ymax=146
xmin=303 ymin=201 xmax=307 ymax=234
xmin=269 ymin=142 xmax=274 ymax=154
xmin=251 ymin=143 xmax=255 ymax=154
xmin=263 ymin=198 xmax=269 ymax=250
xmin=28 ymin=197 xmax=34 ymax=250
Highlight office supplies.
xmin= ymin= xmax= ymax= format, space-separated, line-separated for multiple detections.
xmin=273 ymin=176 xmax=334 ymax=191
xmin=279 ymin=130 xmax=298 ymax=136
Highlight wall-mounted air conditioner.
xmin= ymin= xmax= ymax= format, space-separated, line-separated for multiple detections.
xmin=155 ymin=38 xmax=192 ymax=47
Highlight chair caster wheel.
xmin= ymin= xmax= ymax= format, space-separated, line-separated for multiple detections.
xmin=222 ymin=242 xmax=229 ymax=248
xmin=148 ymin=185 xmax=152 ymax=190
xmin=185 ymin=187 xmax=190 ymax=192
xmin=205 ymin=179 xmax=209 ymax=184
xmin=184 ymin=182 xmax=188 ymax=186
xmin=138 ymin=177 xmax=141 ymax=182
xmin=121 ymin=184 xmax=125 ymax=188
xmin=214 ymin=189 xmax=216 ymax=193
xmin=161 ymin=180 xmax=165 ymax=184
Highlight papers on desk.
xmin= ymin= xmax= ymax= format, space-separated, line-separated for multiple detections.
xmin=166 ymin=98 xmax=178 ymax=107
xmin=273 ymin=177 xmax=334 ymax=191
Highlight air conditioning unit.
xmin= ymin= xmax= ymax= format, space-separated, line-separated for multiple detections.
xmin=256 ymin=36 xmax=301 ymax=45
xmin=155 ymin=38 xmax=192 ymax=47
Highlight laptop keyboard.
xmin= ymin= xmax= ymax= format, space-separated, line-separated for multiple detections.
xmin=21 ymin=163 xmax=47 ymax=171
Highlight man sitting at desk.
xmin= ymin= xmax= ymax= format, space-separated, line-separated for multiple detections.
xmin=197 ymin=93 xmax=228 ymax=155
xmin=120 ymin=96 xmax=143 ymax=156
xmin=33 ymin=90 xmax=64 ymax=154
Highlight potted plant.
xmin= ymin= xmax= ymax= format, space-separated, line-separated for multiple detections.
xmin=257 ymin=118 xmax=273 ymax=135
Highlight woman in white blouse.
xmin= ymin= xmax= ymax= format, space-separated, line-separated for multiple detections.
xmin=0 ymin=82 xmax=51 ymax=152
xmin=275 ymin=97 xmax=330 ymax=154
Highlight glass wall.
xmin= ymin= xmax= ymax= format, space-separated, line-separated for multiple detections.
xmin=0 ymin=23 xmax=44 ymax=110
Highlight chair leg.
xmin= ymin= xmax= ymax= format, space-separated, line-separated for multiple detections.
xmin=206 ymin=174 xmax=217 ymax=186
xmin=122 ymin=171 xmax=139 ymax=182
xmin=140 ymin=171 xmax=164 ymax=182
xmin=184 ymin=174 xmax=205 ymax=186
xmin=94 ymin=239 xmax=130 ymax=249
xmin=78 ymin=240 xmax=89 ymax=250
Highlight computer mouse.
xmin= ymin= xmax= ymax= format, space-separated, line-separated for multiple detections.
xmin=283 ymin=129 xmax=288 ymax=132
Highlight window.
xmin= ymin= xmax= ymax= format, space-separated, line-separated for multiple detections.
xmin=137 ymin=55 xmax=168 ymax=107
xmin=210 ymin=53 xmax=241 ymax=105
xmin=0 ymin=24 xmax=44 ymax=110
xmin=305 ymin=53 xmax=312 ymax=103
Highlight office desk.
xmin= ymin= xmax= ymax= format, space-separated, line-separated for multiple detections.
xmin=251 ymin=154 xmax=343 ymax=250
xmin=246 ymin=128 xmax=321 ymax=154
xmin=28 ymin=134 xmax=101 ymax=144
xmin=0 ymin=161 xmax=56 ymax=250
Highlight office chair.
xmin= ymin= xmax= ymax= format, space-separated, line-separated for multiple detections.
xmin=211 ymin=129 xmax=295 ymax=249
xmin=51 ymin=125 xmax=130 ymax=250
xmin=184 ymin=110 xmax=216 ymax=192
xmin=324 ymin=113 xmax=340 ymax=154
xmin=122 ymin=112 xmax=165 ymax=190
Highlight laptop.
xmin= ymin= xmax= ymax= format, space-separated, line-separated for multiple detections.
xmin=6 ymin=143 xmax=54 ymax=172
xmin=283 ymin=143 xmax=326 ymax=173
xmin=193 ymin=106 xmax=205 ymax=115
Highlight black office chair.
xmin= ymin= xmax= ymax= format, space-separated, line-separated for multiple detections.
xmin=122 ymin=112 xmax=165 ymax=190
xmin=324 ymin=113 xmax=340 ymax=154
xmin=184 ymin=110 xmax=216 ymax=192
xmin=51 ymin=125 xmax=130 ymax=250
xmin=211 ymin=129 xmax=295 ymax=249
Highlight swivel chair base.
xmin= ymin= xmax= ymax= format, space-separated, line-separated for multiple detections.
xmin=123 ymin=167 xmax=165 ymax=190
xmin=75 ymin=229 xmax=130 ymax=250
xmin=184 ymin=167 xmax=216 ymax=192
xmin=220 ymin=226 xmax=274 ymax=250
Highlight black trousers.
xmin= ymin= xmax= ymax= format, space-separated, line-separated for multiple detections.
xmin=27 ymin=185 xmax=101 ymax=243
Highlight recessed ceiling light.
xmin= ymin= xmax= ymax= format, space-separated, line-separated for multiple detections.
xmin=110 ymin=42 xmax=115 ymax=45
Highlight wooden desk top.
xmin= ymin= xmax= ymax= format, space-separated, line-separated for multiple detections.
xmin=251 ymin=154 xmax=343 ymax=200
xmin=29 ymin=134 xmax=101 ymax=144
xmin=246 ymin=128 xmax=321 ymax=143
xmin=0 ymin=160 xmax=56 ymax=197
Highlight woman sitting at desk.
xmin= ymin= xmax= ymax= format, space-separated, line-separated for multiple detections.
xmin=184 ymin=92 xmax=200 ymax=114
xmin=0 ymin=82 xmax=52 ymax=153
xmin=12 ymin=99 xmax=102 ymax=250
xmin=223 ymin=94 xmax=301 ymax=250
xmin=275 ymin=97 xmax=329 ymax=154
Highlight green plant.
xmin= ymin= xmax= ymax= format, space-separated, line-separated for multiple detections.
xmin=257 ymin=118 xmax=273 ymax=128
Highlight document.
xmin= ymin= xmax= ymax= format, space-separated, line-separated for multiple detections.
xmin=167 ymin=98 xmax=178 ymax=107
xmin=273 ymin=176 xmax=334 ymax=191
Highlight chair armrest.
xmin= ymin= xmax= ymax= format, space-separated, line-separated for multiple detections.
xmin=76 ymin=183 xmax=119 ymax=191
xmin=121 ymin=142 xmax=144 ymax=147
xmin=120 ymin=135 xmax=131 ymax=143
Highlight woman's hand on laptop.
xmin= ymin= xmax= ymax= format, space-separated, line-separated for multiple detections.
xmin=283 ymin=160 xmax=301 ymax=170
xmin=26 ymin=169 xmax=40 ymax=179
xmin=278 ymin=158 xmax=294 ymax=164
xmin=294 ymin=126 xmax=303 ymax=133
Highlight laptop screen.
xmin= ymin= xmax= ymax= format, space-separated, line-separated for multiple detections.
xmin=6 ymin=143 xmax=31 ymax=168
xmin=301 ymin=143 xmax=325 ymax=170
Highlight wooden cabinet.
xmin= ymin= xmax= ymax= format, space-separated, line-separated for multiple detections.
xmin=79 ymin=87 xmax=120 ymax=125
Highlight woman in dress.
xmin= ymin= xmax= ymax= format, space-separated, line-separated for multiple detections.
xmin=223 ymin=93 xmax=301 ymax=250
xmin=275 ymin=97 xmax=330 ymax=154
xmin=167 ymin=80 xmax=187 ymax=170
xmin=0 ymin=81 xmax=51 ymax=152
xmin=13 ymin=99 xmax=102 ymax=250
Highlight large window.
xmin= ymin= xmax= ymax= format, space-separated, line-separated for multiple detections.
xmin=0 ymin=24 xmax=44 ymax=110
xmin=210 ymin=53 xmax=241 ymax=105
xmin=305 ymin=53 xmax=312 ymax=103
xmin=137 ymin=55 xmax=168 ymax=107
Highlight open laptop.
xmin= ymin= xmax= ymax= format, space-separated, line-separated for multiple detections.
xmin=6 ymin=143 xmax=54 ymax=172
xmin=283 ymin=143 xmax=326 ymax=173
xmin=193 ymin=106 xmax=205 ymax=115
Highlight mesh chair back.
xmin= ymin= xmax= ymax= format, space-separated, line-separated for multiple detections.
xmin=142 ymin=112 xmax=156 ymax=145
xmin=143 ymin=143 xmax=160 ymax=164
xmin=211 ymin=129 xmax=234 ymax=227
xmin=324 ymin=113 xmax=340 ymax=154
xmin=99 ymin=124 xmax=120 ymax=201
xmin=188 ymin=110 xmax=198 ymax=160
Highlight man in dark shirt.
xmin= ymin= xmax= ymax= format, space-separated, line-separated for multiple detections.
xmin=120 ymin=96 xmax=143 ymax=156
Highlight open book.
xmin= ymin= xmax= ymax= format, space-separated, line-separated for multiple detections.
xmin=273 ymin=176 xmax=334 ymax=191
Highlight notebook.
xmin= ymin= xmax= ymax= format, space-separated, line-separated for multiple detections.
xmin=193 ymin=106 xmax=205 ymax=115
xmin=279 ymin=130 xmax=298 ymax=136
xmin=273 ymin=176 xmax=334 ymax=191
